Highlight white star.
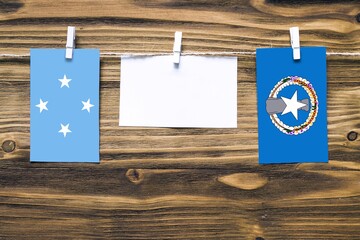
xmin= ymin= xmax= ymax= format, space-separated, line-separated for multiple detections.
xmin=58 ymin=75 xmax=71 ymax=88
xmin=281 ymin=91 xmax=306 ymax=120
xmin=81 ymin=98 xmax=94 ymax=113
xmin=58 ymin=123 xmax=72 ymax=137
xmin=35 ymin=98 xmax=48 ymax=113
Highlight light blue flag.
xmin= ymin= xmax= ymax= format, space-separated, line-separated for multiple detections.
xmin=30 ymin=49 xmax=100 ymax=162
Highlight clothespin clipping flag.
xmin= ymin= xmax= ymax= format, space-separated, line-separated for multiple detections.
xmin=256 ymin=46 xmax=328 ymax=164
xmin=30 ymin=38 xmax=100 ymax=162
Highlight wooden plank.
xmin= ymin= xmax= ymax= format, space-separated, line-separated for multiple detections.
xmin=0 ymin=56 xmax=359 ymax=168
xmin=0 ymin=165 xmax=359 ymax=239
xmin=0 ymin=0 xmax=359 ymax=239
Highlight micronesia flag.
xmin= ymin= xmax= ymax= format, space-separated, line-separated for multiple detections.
xmin=30 ymin=49 xmax=100 ymax=162
xmin=256 ymin=47 xmax=328 ymax=164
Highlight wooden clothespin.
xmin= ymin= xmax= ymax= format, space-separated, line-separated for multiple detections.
xmin=173 ymin=31 xmax=182 ymax=64
xmin=290 ymin=27 xmax=300 ymax=60
xmin=66 ymin=26 xmax=76 ymax=59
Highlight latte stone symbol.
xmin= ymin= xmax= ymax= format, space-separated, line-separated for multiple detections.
xmin=266 ymin=76 xmax=319 ymax=135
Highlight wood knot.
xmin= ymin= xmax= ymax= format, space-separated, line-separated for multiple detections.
xmin=2 ymin=140 xmax=16 ymax=153
xmin=255 ymin=237 xmax=265 ymax=240
xmin=356 ymin=13 xmax=360 ymax=23
xmin=218 ymin=173 xmax=268 ymax=190
xmin=347 ymin=131 xmax=358 ymax=141
xmin=126 ymin=169 xmax=144 ymax=185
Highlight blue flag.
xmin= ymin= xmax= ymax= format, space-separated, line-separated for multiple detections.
xmin=256 ymin=47 xmax=328 ymax=164
xmin=30 ymin=49 xmax=100 ymax=162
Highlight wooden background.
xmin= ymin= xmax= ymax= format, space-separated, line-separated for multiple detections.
xmin=0 ymin=0 xmax=359 ymax=239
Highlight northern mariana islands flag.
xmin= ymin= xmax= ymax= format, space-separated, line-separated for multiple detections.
xmin=256 ymin=47 xmax=328 ymax=164
xmin=30 ymin=49 xmax=100 ymax=162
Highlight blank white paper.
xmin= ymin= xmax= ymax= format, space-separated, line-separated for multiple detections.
xmin=119 ymin=55 xmax=237 ymax=128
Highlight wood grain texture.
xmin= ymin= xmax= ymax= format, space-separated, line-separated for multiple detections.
xmin=0 ymin=0 xmax=359 ymax=239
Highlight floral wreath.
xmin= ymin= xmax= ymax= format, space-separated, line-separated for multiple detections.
xmin=268 ymin=76 xmax=318 ymax=135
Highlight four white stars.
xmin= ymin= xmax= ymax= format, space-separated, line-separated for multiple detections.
xmin=36 ymin=98 xmax=48 ymax=113
xmin=58 ymin=123 xmax=71 ymax=137
xmin=37 ymin=74 xmax=95 ymax=138
xmin=58 ymin=74 xmax=71 ymax=88
xmin=281 ymin=90 xmax=306 ymax=120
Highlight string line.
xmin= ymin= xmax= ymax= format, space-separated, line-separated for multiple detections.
xmin=0 ymin=51 xmax=360 ymax=58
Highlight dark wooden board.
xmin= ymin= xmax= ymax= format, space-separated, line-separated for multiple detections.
xmin=0 ymin=0 xmax=359 ymax=239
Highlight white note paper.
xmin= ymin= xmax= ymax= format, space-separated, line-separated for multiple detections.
xmin=119 ymin=56 xmax=237 ymax=128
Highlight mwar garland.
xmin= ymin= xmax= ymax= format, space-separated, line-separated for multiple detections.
xmin=268 ymin=76 xmax=318 ymax=135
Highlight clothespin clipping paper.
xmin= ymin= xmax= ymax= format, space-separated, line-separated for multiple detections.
xmin=173 ymin=31 xmax=182 ymax=64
